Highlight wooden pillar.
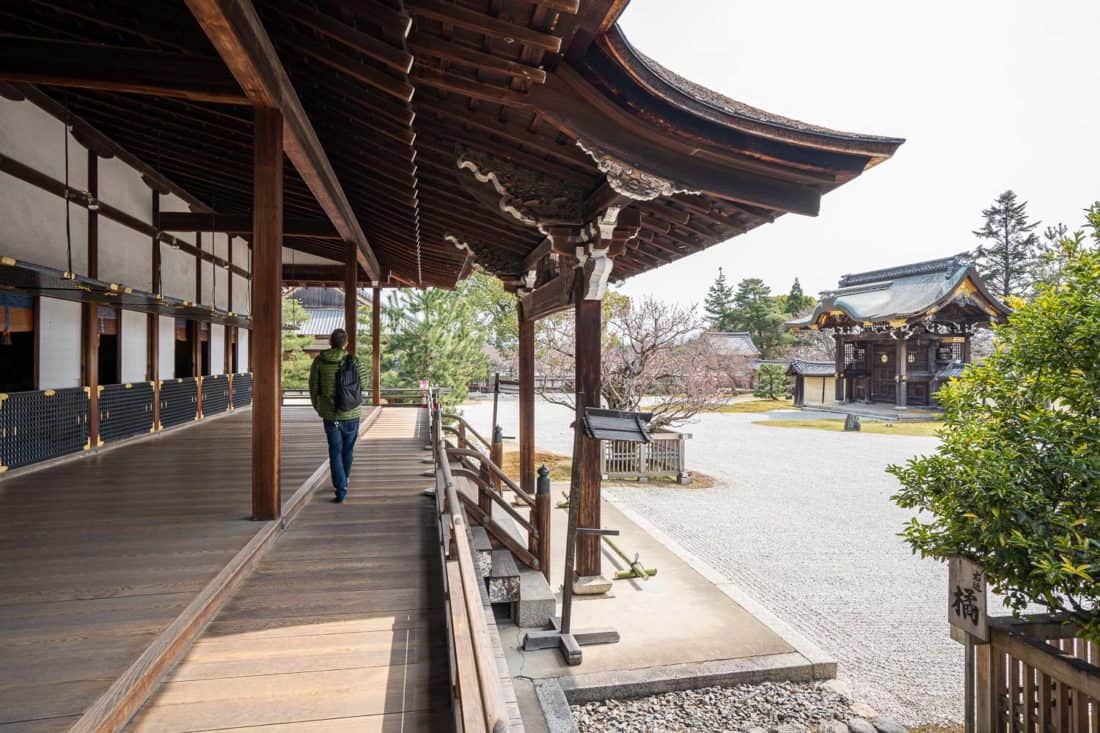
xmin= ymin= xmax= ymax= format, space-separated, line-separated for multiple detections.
xmin=834 ymin=335 xmax=845 ymax=401
xmin=517 ymin=308 xmax=535 ymax=499
xmin=85 ymin=150 xmax=100 ymax=449
xmin=574 ymin=267 xmax=603 ymax=582
xmin=150 ymin=189 xmax=162 ymax=430
xmin=371 ymin=286 xmax=381 ymax=405
xmin=896 ymin=337 xmax=908 ymax=408
xmin=251 ymin=106 xmax=283 ymax=521
xmin=344 ymin=245 xmax=357 ymax=354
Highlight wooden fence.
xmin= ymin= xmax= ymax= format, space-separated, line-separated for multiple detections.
xmin=977 ymin=614 xmax=1100 ymax=731
xmin=601 ymin=431 xmax=691 ymax=484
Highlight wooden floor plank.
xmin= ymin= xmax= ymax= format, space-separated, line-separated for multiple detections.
xmin=126 ymin=409 xmax=453 ymax=733
xmin=0 ymin=409 xmax=330 ymax=731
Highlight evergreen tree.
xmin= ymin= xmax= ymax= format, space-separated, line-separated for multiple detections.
xmin=728 ymin=278 xmax=793 ymax=358
xmin=382 ymin=281 xmax=491 ymax=405
xmin=972 ymin=190 xmax=1041 ymax=299
xmin=703 ymin=267 xmax=735 ymax=330
xmin=785 ymin=277 xmax=809 ymax=315
xmin=280 ymin=295 xmax=314 ymax=389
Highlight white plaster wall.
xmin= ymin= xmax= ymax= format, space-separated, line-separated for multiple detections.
xmin=282 ymin=247 xmax=339 ymax=266
xmin=37 ymin=297 xmax=82 ymax=389
xmin=99 ymin=154 xmax=150 ymax=222
xmin=198 ymin=234 xmax=230 ymax=310
xmin=231 ymin=273 xmax=250 ymax=315
xmin=804 ymin=376 xmax=837 ymax=406
xmin=237 ymin=329 xmax=249 ymax=372
xmin=210 ymin=324 xmax=225 ymax=375
xmin=159 ymin=316 xmax=176 ymax=380
xmin=161 ymin=245 xmax=195 ymax=302
xmin=121 ymin=310 xmax=148 ymax=383
xmin=0 ymin=99 xmax=90 ymax=274
xmin=98 ymin=217 xmax=151 ymax=291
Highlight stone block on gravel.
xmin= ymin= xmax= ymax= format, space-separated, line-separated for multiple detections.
xmin=871 ymin=715 xmax=908 ymax=733
xmin=818 ymin=722 xmax=849 ymax=733
xmin=846 ymin=719 xmax=877 ymax=733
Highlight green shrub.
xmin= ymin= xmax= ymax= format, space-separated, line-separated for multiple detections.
xmin=890 ymin=243 xmax=1100 ymax=639
xmin=753 ymin=363 xmax=788 ymax=400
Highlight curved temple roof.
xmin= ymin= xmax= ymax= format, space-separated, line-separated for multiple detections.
xmin=788 ymin=254 xmax=1012 ymax=329
xmin=2 ymin=0 xmax=904 ymax=289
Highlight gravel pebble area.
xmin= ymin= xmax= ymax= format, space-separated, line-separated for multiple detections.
xmin=572 ymin=681 xmax=862 ymax=732
xmin=463 ymin=399 xmax=966 ymax=726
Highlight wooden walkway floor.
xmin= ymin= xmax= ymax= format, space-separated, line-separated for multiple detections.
xmin=0 ymin=408 xmax=329 ymax=732
xmin=127 ymin=408 xmax=453 ymax=732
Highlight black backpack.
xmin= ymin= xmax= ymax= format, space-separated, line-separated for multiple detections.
xmin=332 ymin=355 xmax=362 ymax=412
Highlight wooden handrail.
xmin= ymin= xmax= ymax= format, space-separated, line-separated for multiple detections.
xmin=451 ymin=466 xmax=538 ymax=540
xmin=444 ymin=414 xmax=493 ymax=452
xmin=446 ymin=446 xmax=536 ymax=508
xmin=431 ymin=398 xmax=509 ymax=733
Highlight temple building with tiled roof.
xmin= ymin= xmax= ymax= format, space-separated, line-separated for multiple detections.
xmin=787 ymin=254 xmax=1011 ymax=409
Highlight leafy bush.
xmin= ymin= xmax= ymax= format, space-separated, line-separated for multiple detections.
xmin=754 ymin=363 xmax=788 ymax=400
xmin=890 ymin=241 xmax=1100 ymax=639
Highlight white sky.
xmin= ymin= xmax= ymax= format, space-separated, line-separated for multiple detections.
xmin=613 ymin=0 xmax=1100 ymax=307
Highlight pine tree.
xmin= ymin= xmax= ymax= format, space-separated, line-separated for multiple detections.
xmin=728 ymin=278 xmax=793 ymax=359
xmin=972 ymin=190 xmax=1041 ymax=299
xmin=785 ymin=277 xmax=809 ymax=315
xmin=703 ymin=267 xmax=735 ymax=330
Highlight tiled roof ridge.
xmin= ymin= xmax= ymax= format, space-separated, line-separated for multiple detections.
xmin=838 ymin=253 xmax=972 ymax=288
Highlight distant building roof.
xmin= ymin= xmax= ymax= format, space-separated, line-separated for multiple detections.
xmin=787 ymin=254 xmax=1011 ymax=330
xmin=786 ymin=360 xmax=836 ymax=377
xmin=295 ymin=308 xmax=346 ymax=337
xmin=935 ymin=360 xmax=967 ymax=381
xmin=702 ymin=331 xmax=760 ymax=357
xmin=288 ymin=287 xmax=345 ymax=308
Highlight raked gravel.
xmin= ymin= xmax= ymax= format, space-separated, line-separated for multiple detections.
xmin=571 ymin=681 xmax=853 ymax=732
xmin=462 ymin=398 xmax=968 ymax=726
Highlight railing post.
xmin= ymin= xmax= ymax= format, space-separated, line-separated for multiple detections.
xmin=491 ymin=424 xmax=504 ymax=495
xmin=458 ymin=421 xmax=467 ymax=450
xmin=534 ymin=465 xmax=551 ymax=582
xmin=976 ymin=641 xmax=992 ymax=731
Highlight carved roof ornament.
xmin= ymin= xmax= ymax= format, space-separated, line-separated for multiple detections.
xmin=576 ymin=139 xmax=701 ymax=201
xmin=456 ymin=146 xmax=586 ymax=232
xmin=443 ymin=234 xmax=486 ymax=274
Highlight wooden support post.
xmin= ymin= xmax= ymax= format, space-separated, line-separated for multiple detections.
xmin=251 ymin=106 xmax=283 ymax=522
xmin=344 ymin=244 xmax=358 ymax=354
xmin=85 ymin=150 xmax=100 ymax=449
xmin=896 ymin=338 xmax=908 ymax=409
xmin=150 ymin=315 xmax=160 ymax=430
xmin=834 ymin=336 xmax=845 ymax=402
xmin=491 ymin=425 xmax=504 ymax=493
xmin=574 ymin=267 xmax=604 ymax=586
xmin=371 ymin=286 xmax=381 ymax=405
xmin=534 ymin=465 xmax=551 ymax=582
xmin=517 ymin=310 xmax=535 ymax=499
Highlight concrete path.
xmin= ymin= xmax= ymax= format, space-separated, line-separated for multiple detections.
xmin=464 ymin=397 xmax=966 ymax=726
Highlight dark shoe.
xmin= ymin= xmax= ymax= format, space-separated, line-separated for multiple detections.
xmin=334 ymin=492 xmax=346 ymax=504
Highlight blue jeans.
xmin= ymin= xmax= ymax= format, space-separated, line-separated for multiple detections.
xmin=323 ymin=418 xmax=360 ymax=498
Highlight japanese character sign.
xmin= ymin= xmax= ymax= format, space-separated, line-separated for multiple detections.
xmin=948 ymin=556 xmax=988 ymax=642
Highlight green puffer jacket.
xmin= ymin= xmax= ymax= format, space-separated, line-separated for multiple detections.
xmin=308 ymin=348 xmax=370 ymax=421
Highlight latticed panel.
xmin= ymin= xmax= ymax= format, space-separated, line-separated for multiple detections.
xmin=202 ymin=375 xmax=230 ymax=416
xmin=647 ymin=437 xmax=681 ymax=474
xmin=160 ymin=378 xmax=198 ymax=428
xmin=231 ymin=373 xmax=252 ymax=408
xmin=100 ymin=382 xmax=155 ymax=442
xmin=0 ymin=388 xmax=89 ymax=470
xmin=602 ymin=440 xmax=641 ymax=477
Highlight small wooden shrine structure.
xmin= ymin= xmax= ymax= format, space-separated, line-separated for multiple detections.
xmin=787 ymin=255 xmax=1011 ymax=408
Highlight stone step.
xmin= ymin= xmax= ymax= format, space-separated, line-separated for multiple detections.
xmin=514 ymin=567 xmax=556 ymax=628
xmin=487 ymin=548 xmax=520 ymax=604
xmin=469 ymin=525 xmax=492 ymax=578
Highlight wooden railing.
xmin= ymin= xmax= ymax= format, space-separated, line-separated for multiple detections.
xmin=430 ymin=395 xmax=510 ymax=733
xmin=443 ymin=415 xmax=550 ymax=574
xmin=280 ymin=386 xmax=434 ymax=407
xmin=977 ymin=614 xmax=1100 ymax=731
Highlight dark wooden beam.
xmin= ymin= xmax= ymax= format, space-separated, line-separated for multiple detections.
xmin=344 ymin=242 xmax=358 ymax=354
xmin=273 ymin=0 xmax=413 ymax=73
xmin=410 ymin=35 xmax=547 ymax=84
xmin=159 ymin=212 xmax=341 ymax=239
xmin=186 ymin=0 xmax=381 ymax=280
xmin=522 ymin=237 xmax=553 ymax=273
xmin=251 ymin=105 xmax=283 ymax=521
xmin=0 ymin=36 xmax=248 ymax=105
xmin=406 ymin=0 xmax=563 ymax=53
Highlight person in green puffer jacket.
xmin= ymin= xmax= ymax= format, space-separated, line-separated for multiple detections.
xmin=309 ymin=329 xmax=370 ymax=503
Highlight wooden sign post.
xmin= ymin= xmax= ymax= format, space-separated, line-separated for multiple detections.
xmin=948 ymin=556 xmax=988 ymax=733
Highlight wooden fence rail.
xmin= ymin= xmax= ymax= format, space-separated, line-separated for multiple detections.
xmin=601 ymin=431 xmax=691 ymax=484
xmin=977 ymin=614 xmax=1100 ymax=732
